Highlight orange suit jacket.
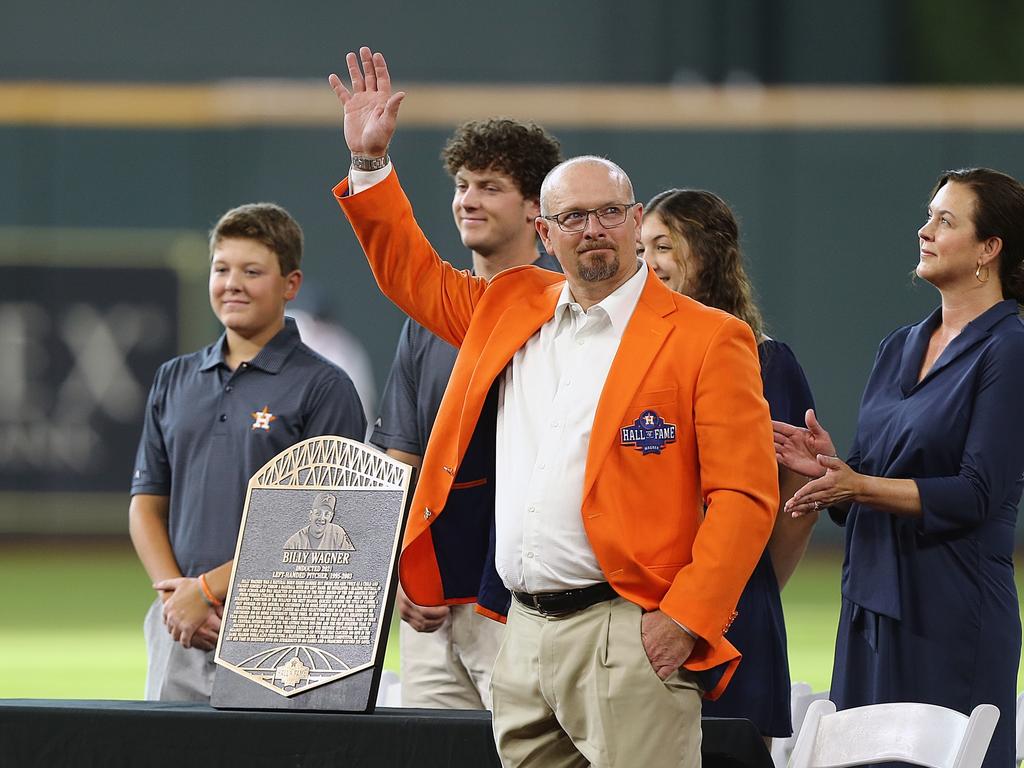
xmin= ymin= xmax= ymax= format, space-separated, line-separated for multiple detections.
xmin=334 ymin=171 xmax=778 ymax=698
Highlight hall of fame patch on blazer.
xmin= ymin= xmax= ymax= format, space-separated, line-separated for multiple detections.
xmin=619 ymin=409 xmax=677 ymax=455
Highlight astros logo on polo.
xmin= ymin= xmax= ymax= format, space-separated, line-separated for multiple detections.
xmin=251 ymin=406 xmax=277 ymax=431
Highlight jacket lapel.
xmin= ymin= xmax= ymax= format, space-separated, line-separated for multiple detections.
xmin=582 ymin=273 xmax=675 ymax=501
xmin=459 ymin=282 xmax=562 ymax=453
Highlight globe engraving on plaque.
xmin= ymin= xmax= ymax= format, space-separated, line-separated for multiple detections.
xmin=212 ymin=436 xmax=410 ymax=711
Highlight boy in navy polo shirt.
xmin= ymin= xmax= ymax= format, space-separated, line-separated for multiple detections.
xmin=129 ymin=203 xmax=365 ymax=702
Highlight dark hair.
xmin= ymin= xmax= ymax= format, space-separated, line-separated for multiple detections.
xmin=441 ymin=118 xmax=562 ymax=200
xmin=645 ymin=189 xmax=764 ymax=339
xmin=930 ymin=168 xmax=1024 ymax=302
xmin=209 ymin=203 xmax=303 ymax=275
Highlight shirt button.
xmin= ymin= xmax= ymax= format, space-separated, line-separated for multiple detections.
xmin=225 ymin=385 xmax=233 ymax=392
xmin=528 ymin=505 xmax=536 ymax=513
xmin=526 ymin=552 xmax=535 ymax=559
xmin=219 ymin=414 xmax=227 ymax=422
xmin=576 ymin=339 xmax=585 ymax=346
xmin=550 ymin=420 xmax=559 ymax=428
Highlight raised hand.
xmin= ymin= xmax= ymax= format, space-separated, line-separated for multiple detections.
xmin=772 ymin=408 xmax=837 ymax=479
xmin=328 ymin=47 xmax=406 ymax=157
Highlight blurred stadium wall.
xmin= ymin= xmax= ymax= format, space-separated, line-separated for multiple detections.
xmin=2 ymin=0 xmax=1023 ymax=537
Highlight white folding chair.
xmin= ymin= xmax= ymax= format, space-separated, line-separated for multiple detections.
xmin=1014 ymin=691 xmax=1024 ymax=767
xmin=374 ymin=669 xmax=402 ymax=707
xmin=789 ymin=699 xmax=1000 ymax=768
xmin=771 ymin=682 xmax=831 ymax=768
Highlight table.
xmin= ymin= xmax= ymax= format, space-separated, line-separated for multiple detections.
xmin=0 ymin=699 xmax=773 ymax=768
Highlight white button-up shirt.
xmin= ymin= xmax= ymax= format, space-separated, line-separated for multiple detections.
xmin=495 ymin=260 xmax=648 ymax=593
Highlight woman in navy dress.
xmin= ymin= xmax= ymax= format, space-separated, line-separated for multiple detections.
xmin=774 ymin=168 xmax=1024 ymax=768
xmin=641 ymin=188 xmax=817 ymax=742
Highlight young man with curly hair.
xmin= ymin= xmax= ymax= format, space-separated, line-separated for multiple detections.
xmin=370 ymin=118 xmax=562 ymax=709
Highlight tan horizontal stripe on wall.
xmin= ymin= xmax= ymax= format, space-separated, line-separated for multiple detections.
xmin=3 ymin=81 xmax=1024 ymax=129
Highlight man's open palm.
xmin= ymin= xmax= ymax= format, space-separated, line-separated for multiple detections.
xmin=328 ymin=47 xmax=405 ymax=157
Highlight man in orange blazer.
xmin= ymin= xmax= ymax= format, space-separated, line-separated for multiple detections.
xmin=330 ymin=48 xmax=778 ymax=768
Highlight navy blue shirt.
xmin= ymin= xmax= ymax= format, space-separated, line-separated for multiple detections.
xmin=131 ymin=317 xmax=366 ymax=577
xmin=830 ymin=299 xmax=1024 ymax=768
xmin=837 ymin=299 xmax=1024 ymax=618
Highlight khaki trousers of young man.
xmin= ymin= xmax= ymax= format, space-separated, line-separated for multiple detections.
xmin=400 ymin=603 xmax=505 ymax=709
xmin=491 ymin=596 xmax=703 ymax=768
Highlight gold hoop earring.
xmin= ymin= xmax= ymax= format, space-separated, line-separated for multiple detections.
xmin=975 ymin=263 xmax=990 ymax=283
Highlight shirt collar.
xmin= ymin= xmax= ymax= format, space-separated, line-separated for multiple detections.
xmin=554 ymin=259 xmax=648 ymax=336
xmin=198 ymin=316 xmax=302 ymax=374
xmin=911 ymin=298 xmax=1019 ymax=342
xmin=970 ymin=298 xmax=1020 ymax=332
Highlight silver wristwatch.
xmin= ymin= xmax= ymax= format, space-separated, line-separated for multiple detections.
xmin=351 ymin=153 xmax=390 ymax=172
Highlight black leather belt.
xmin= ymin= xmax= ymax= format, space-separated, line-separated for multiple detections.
xmin=512 ymin=582 xmax=618 ymax=617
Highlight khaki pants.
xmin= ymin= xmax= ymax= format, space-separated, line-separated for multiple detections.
xmin=491 ymin=597 xmax=702 ymax=768
xmin=143 ymin=597 xmax=216 ymax=702
xmin=400 ymin=603 xmax=505 ymax=709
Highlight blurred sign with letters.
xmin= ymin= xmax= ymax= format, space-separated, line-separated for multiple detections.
xmin=0 ymin=265 xmax=177 ymax=492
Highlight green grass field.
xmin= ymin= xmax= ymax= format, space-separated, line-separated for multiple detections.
xmin=0 ymin=540 xmax=401 ymax=699
xmin=0 ymin=541 xmax=1014 ymax=698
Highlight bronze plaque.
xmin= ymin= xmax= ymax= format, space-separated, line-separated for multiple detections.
xmin=212 ymin=436 xmax=410 ymax=711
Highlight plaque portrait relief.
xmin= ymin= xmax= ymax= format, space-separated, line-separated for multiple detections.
xmin=211 ymin=436 xmax=411 ymax=712
xmin=283 ymin=491 xmax=356 ymax=552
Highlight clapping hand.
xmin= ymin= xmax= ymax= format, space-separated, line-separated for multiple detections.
xmin=772 ymin=408 xmax=837 ymax=479
xmin=328 ymin=47 xmax=405 ymax=158
xmin=784 ymin=455 xmax=862 ymax=518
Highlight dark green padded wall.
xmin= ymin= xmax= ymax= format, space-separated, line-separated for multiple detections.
xmin=3 ymin=123 xmax=1021 ymax=464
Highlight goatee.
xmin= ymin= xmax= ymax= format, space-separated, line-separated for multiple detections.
xmin=578 ymin=251 xmax=620 ymax=283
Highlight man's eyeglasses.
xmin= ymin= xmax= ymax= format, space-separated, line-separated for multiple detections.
xmin=541 ymin=203 xmax=639 ymax=233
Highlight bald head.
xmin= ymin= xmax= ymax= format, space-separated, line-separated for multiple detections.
xmin=540 ymin=156 xmax=635 ymax=216
xmin=534 ymin=155 xmax=643 ymax=309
